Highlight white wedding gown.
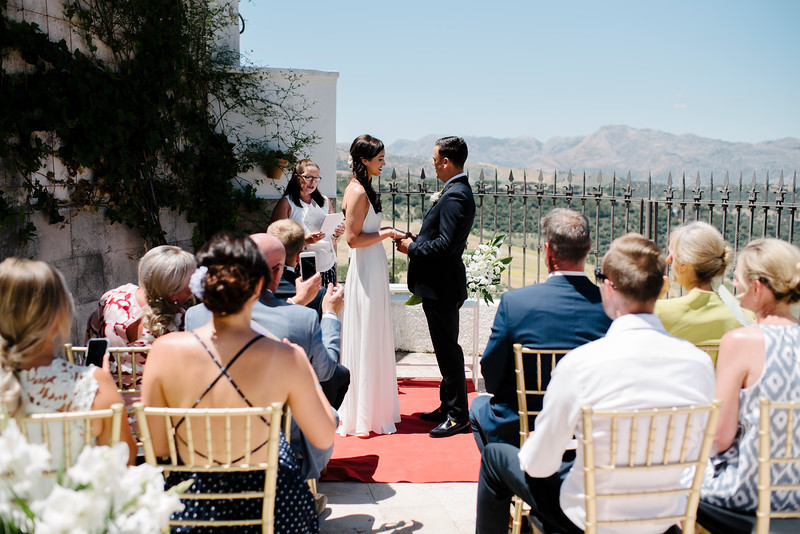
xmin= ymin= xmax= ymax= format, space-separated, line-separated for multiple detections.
xmin=338 ymin=203 xmax=401 ymax=436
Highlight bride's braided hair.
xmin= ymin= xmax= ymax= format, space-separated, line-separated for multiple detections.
xmin=349 ymin=134 xmax=383 ymax=213
xmin=0 ymin=258 xmax=73 ymax=419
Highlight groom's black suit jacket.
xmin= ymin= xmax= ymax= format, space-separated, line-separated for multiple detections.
xmin=407 ymin=174 xmax=476 ymax=302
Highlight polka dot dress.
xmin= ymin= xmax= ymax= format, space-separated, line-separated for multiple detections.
xmin=166 ymin=432 xmax=318 ymax=533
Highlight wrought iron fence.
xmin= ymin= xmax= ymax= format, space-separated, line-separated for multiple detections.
xmin=376 ymin=168 xmax=800 ymax=290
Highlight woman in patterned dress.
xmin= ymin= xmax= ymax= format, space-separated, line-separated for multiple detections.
xmin=142 ymin=233 xmax=335 ymax=533
xmin=0 ymin=258 xmax=136 ymax=465
xmin=700 ymin=239 xmax=800 ymax=516
xmin=86 ymin=245 xmax=196 ymax=347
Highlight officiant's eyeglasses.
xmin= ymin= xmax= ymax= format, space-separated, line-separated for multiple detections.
xmin=299 ymin=175 xmax=322 ymax=183
xmin=594 ymin=267 xmax=617 ymax=290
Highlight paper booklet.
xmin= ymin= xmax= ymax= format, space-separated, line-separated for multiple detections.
xmin=320 ymin=212 xmax=345 ymax=235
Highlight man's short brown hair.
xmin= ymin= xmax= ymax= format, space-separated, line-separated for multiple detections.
xmin=603 ymin=233 xmax=665 ymax=301
xmin=541 ymin=208 xmax=591 ymax=263
xmin=267 ymin=219 xmax=305 ymax=261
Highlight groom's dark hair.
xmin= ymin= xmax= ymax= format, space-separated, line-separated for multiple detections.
xmin=435 ymin=136 xmax=468 ymax=169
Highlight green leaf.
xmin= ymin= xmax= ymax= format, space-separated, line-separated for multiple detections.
xmin=405 ymin=293 xmax=423 ymax=306
xmin=499 ymin=257 xmax=513 ymax=265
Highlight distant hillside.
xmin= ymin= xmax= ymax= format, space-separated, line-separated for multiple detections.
xmin=337 ymin=126 xmax=800 ymax=182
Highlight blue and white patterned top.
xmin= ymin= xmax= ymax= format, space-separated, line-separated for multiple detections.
xmin=701 ymin=323 xmax=800 ymax=512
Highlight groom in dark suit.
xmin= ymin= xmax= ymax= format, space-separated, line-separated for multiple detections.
xmin=396 ymin=136 xmax=476 ymax=437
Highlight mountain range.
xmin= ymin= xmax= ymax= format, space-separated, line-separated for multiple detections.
xmin=337 ymin=125 xmax=800 ymax=183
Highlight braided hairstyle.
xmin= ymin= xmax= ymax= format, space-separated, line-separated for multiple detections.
xmin=138 ymin=245 xmax=196 ymax=338
xmin=349 ymin=134 xmax=383 ymax=213
xmin=0 ymin=258 xmax=73 ymax=419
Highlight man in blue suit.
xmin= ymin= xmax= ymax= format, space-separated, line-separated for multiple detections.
xmin=185 ymin=233 xmax=348 ymax=482
xmin=469 ymin=208 xmax=612 ymax=452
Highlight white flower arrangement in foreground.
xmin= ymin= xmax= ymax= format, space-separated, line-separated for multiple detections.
xmin=462 ymin=234 xmax=513 ymax=304
xmin=0 ymin=419 xmax=187 ymax=534
xmin=405 ymin=234 xmax=512 ymax=306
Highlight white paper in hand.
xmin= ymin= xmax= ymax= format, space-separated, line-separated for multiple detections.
xmin=718 ymin=284 xmax=752 ymax=326
xmin=320 ymin=212 xmax=345 ymax=235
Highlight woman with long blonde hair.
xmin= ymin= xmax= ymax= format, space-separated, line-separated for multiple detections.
xmin=0 ymin=258 xmax=136 ymax=464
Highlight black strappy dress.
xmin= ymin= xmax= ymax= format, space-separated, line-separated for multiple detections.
xmin=165 ymin=333 xmax=318 ymax=533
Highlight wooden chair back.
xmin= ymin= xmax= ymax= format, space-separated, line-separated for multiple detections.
xmin=511 ymin=344 xmax=569 ymax=534
xmin=581 ymin=400 xmax=721 ymax=534
xmin=64 ymin=344 xmax=150 ymax=396
xmin=756 ymin=397 xmax=800 ymax=534
xmin=134 ymin=401 xmax=283 ymax=534
xmin=513 ymin=344 xmax=570 ymax=446
xmin=2 ymin=403 xmax=124 ymax=469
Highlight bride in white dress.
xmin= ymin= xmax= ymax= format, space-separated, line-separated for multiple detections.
xmin=338 ymin=134 xmax=406 ymax=436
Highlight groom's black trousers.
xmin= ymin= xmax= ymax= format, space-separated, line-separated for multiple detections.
xmin=422 ymin=297 xmax=468 ymax=423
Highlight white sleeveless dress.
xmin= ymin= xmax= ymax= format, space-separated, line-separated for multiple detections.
xmin=338 ymin=203 xmax=400 ymax=436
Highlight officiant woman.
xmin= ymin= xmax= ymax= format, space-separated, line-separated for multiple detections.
xmin=271 ymin=158 xmax=343 ymax=286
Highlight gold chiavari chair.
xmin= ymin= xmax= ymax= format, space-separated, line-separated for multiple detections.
xmin=582 ymin=400 xmax=721 ymax=534
xmin=755 ymin=397 xmax=800 ymax=533
xmin=64 ymin=344 xmax=150 ymax=395
xmin=511 ymin=344 xmax=570 ymax=534
xmin=134 ymin=402 xmax=283 ymax=534
xmin=1 ymin=403 xmax=124 ymax=469
xmin=64 ymin=344 xmax=149 ymax=435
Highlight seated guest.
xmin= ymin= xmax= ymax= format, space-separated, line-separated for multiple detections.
xmin=185 ymin=233 xmax=349 ymax=482
xmin=655 ymin=221 xmax=745 ymax=365
xmin=699 ymin=239 xmax=800 ymax=526
xmin=142 ymin=233 xmax=335 ymax=533
xmin=268 ymin=218 xmax=325 ymax=317
xmin=469 ymin=208 xmax=611 ymax=452
xmin=86 ymin=245 xmax=195 ymax=346
xmin=476 ymin=233 xmax=715 ymax=534
xmin=0 ymin=258 xmax=136 ymax=465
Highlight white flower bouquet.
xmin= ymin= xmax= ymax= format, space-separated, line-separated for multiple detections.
xmin=0 ymin=419 xmax=187 ymax=534
xmin=463 ymin=234 xmax=512 ymax=304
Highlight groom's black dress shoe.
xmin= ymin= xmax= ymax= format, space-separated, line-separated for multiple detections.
xmin=419 ymin=406 xmax=448 ymax=423
xmin=429 ymin=415 xmax=470 ymax=438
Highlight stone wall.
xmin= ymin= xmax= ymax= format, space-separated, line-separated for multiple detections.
xmin=1 ymin=1 xmax=339 ymax=345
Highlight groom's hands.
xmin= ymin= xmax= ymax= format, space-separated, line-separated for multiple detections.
xmin=395 ymin=233 xmax=415 ymax=255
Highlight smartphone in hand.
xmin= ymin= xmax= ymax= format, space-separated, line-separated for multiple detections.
xmin=86 ymin=337 xmax=108 ymax=367
xmin=299 ymin=252 xmax=317 ymax=281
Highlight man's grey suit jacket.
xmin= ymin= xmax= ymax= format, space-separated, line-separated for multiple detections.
xmin=184 ymin=291 xmax=340 ymax=382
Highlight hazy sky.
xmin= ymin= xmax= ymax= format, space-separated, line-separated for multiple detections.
xmin=239 ymin=1 xmax=799 ymax=146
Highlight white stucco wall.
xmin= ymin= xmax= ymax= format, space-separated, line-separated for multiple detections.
xmin=234 ymin=68 xmax=339 ymax=202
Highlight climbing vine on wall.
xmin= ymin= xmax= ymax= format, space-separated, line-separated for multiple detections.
xmin=0 ymin=0 xmax=317 ymax=248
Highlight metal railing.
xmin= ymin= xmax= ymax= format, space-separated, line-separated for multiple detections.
xmin=376 ymin=168 xmax=800 ymax=289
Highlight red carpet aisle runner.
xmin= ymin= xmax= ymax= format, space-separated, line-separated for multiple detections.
xmin=322 ymin=378 xmax=481 ymax=483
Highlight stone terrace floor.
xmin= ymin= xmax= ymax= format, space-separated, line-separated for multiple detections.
xmin=318 ymin=351 xmax=482 ymax=533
